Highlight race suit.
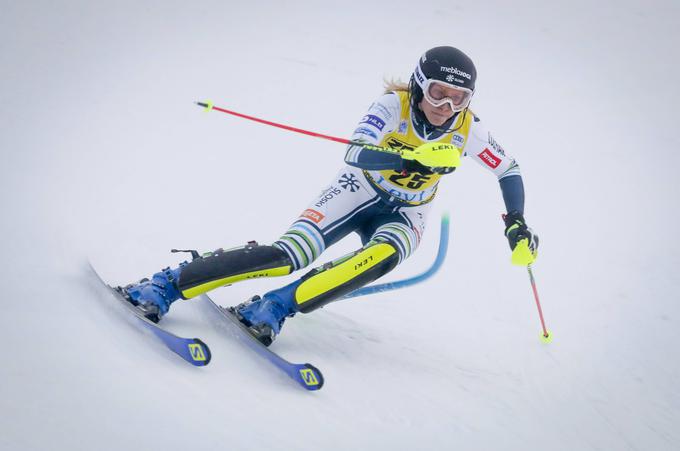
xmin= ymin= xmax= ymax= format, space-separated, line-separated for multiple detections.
xmin=273 ymin=90 xmax=524 ymax=272
xmin=178 ymin=90 xmax=526 ymax=313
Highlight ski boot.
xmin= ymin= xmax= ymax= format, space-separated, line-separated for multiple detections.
xmin=119 ymin=262 xmax=187 ymax=323
xmin=232 ymin=280 xmax=301 ymax=346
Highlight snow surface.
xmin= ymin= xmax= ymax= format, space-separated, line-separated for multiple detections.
xmin=2 ymin=1 xmax=679 ymax=450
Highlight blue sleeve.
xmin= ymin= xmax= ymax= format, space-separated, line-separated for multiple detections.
xmin=499 ymin=175 xmax=525 ymax=214
xmin=345 ymin=144 xmax=403 ymax=171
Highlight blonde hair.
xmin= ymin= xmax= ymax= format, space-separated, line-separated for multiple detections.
xmin=383 ymin=77 xmax=409 ymax=94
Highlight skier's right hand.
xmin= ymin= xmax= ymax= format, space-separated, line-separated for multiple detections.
xmin=402 ymin=142 xmax=460 ymax=174
xmin=402 ymin=158 xmax=434 ymax=174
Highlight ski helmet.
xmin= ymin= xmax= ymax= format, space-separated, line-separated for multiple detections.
xmin=409 ymin=46 xmax=477 ymax=126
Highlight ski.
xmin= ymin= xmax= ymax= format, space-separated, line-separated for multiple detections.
xmin=202 ymin=294 xmax=324 ymax=391
xmin=87 ymin=262 xmax=212 ymax=367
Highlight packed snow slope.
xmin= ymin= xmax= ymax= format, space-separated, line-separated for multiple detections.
xmin=2 ymin=1 xmax=679 ymax=450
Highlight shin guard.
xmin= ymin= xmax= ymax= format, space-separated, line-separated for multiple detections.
xmin=294 ymin=241 xmax=400 ymax=313
xmin=178 ymin=242 xmax=293 ymax=298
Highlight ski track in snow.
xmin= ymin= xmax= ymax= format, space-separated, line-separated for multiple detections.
xmin=2 ymin=1 xmax=679 ymax=450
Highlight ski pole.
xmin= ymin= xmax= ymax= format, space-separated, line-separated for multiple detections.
xmin=527 ymin=264 xmax=551 ymax=343
xmin=195 ymin=101 xmax=402 ymax=157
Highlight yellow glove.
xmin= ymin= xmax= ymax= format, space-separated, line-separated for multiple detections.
xmin=504 ymin=212 xmax=539 ymax=266
xmin=510 ymin=239 xmax=538 ymax=265
xmin=402 ymin=142 xmax=461 ymax=174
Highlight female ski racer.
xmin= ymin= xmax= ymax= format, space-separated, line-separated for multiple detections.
xmin=122 ymin=46 xmax=539 ymax=346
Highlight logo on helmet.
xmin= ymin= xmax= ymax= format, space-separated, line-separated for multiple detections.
xmin=440 ymin=66 xmax=471 ymax=80
xmin=446 ymin=74 xmax=465 ymax=84
xmin=415 ymin=65 xmax=426 ymax=84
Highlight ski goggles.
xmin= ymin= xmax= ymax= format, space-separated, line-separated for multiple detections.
xmin=422 ymin=79 xmax=473 ymax=112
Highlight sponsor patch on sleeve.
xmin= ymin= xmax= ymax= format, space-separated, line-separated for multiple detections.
xmin=354 ymin=127 xmax=378 ymax=140
xmin=371 ymin=102 xmax=393 ymax=120
xmin=478 ymin=148 xmax=501 ymax=169
xmin=360 ymin=114 xmax=386 ymax=131
xmin=488 ymin=133 xmax=505 ymax=155
xmin=300 ymin=209 xmax=325 ymax=224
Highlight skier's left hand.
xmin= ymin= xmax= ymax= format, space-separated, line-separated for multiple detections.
xmin=503 ymin=211 xmax=539 ymax=265
xmin=402 ymin=158 xmax=456 ymax=175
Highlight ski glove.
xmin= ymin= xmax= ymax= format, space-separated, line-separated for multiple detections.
xmin=401 ymin=142 xmax=460 ymax=174
xmin=402 ymin=159 xmax=456 ymax=174
xmin=402 ymin=158 xmax=434 ymax=174
xmin=503 ymin=211 xmax=539 ymax=265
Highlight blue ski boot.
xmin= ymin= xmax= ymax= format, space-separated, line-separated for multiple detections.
xmin=233 ymin=280 xmax=301 ymax=346
xmin=120 ymin=262 xmax=188 ymax=323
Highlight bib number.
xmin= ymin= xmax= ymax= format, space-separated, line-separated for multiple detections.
xmin=388 ymin=172 xmax=432 ymax=190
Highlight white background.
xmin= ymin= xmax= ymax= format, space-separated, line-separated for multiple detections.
xmin=1 ymin=1 xmax=679 ymax=450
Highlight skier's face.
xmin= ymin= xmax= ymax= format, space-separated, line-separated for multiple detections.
xmin=418 ymin=80 xmax=472 ymax=126
xmin=419 ymin=98 xmax=454 ymax=126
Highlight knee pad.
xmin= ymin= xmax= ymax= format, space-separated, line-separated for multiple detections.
xmin=178 ymin=242 xmax=293 ymax=298
xmin=293 ymin=241 xmax=399 ymax=313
